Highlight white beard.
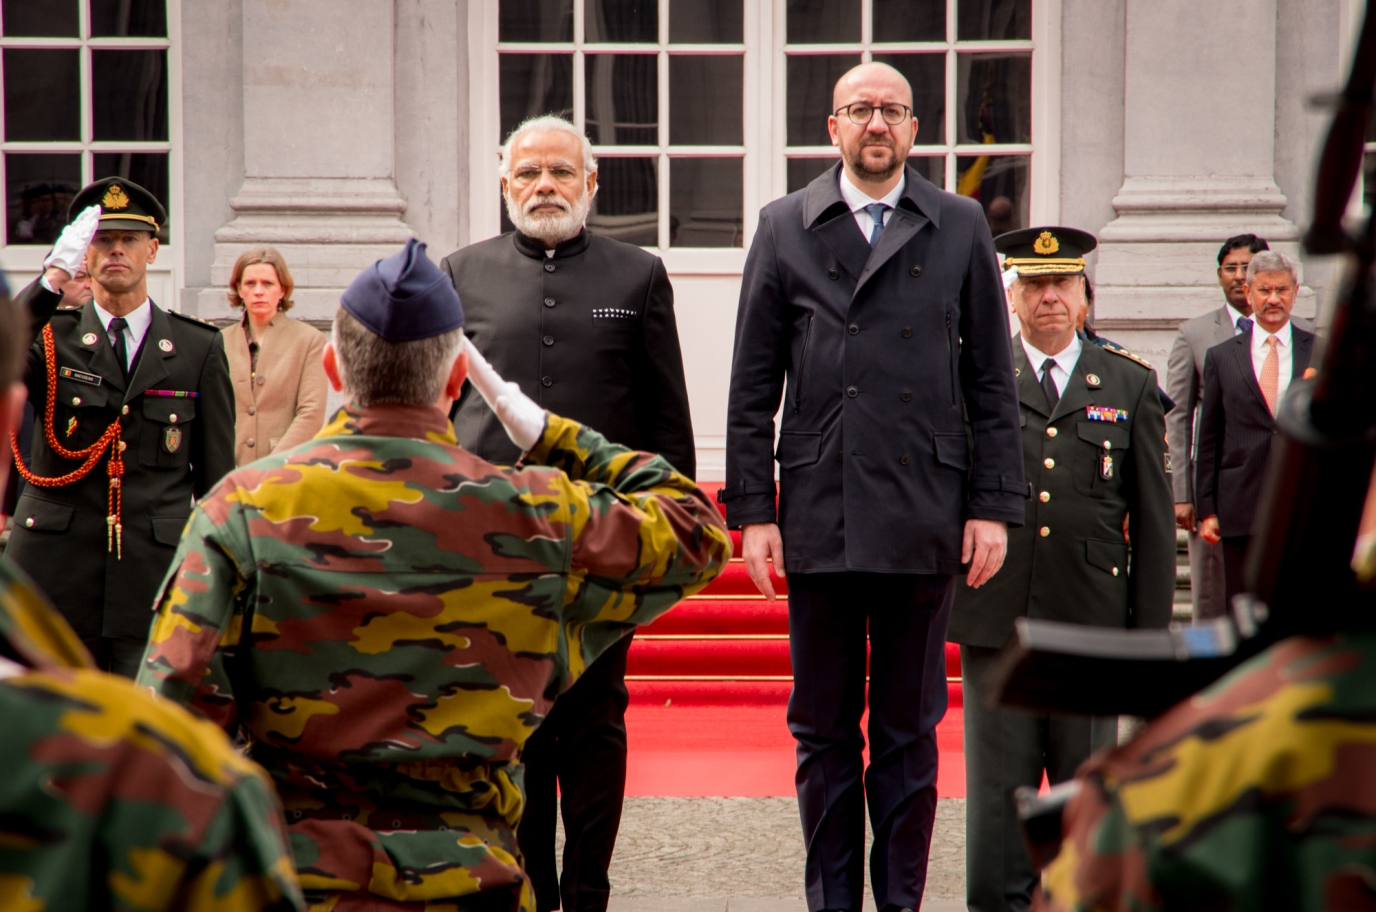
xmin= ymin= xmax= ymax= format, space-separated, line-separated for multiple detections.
xmin=505 ymin=186 xmax=593 ymax=247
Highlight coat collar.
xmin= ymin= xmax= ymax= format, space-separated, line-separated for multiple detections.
xmin=802 ymin=161 xmax=943 ymax=231
xmin=1013 ymin=334 xmax=1103 ymax=421
xmin=78 ymin=302 xmax=127 ymax=393
xmin=511 ymin=228 xmax=591 ymax=260
xmin=318 ymin=403 xmax=458 ymax=445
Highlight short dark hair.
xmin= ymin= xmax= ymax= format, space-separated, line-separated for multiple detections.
xmin=1218 ymin=234 xmax=1269 ymax=265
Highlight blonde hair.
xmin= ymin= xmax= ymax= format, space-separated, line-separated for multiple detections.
xmin=227 ymin=247 xmax=295 ymax=312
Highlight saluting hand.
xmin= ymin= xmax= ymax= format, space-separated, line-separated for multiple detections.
xmin=42 ymin=204 xmax=101 ymax=286
xmin=462 ymin=337 xmax=547 ymax=452
xmin=963 ymin=518 xmax=1008 ymax=589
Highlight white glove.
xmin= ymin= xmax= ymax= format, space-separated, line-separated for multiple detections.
xmin=43 ymin=205 xmax=101 ymax=278
xmin=463 ymin=336 xmax=547 ymax=452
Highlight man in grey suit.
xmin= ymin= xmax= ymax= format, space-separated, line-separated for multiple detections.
xmin=1165 ymin=235 xmax=1268 ymax=620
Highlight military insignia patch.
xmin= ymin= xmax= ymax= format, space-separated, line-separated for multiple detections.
xmin=158 ymin=339 xmax=174 ymax=352
xmin=1085 ymin=406 xmax=1129 ymax=422
xmin=82 ymin=333 xmax=99 ymax=346
xmin=66 ymin=416 xmax=78 ymax=438
xmin=1085 ymin=373 xmax=1101 ymax=387
xmin=1164 ymin=452 xmax=1173 ymax=474
xmin=59 ymin=366 xmax=103 ymax=386
xmin=1101 ymin=453 xmax=1114 ymax=480
xmin=163 ymin=425 xmax=182 ymax=453
xmin=102 ymin=184 xmax=130 ymax=210
xmin=1033 ymin=231 xmax=1059 ymax=255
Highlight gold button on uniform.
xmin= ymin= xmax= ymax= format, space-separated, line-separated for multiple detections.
xmin=72 ymin=397 xmax=81 ymax=406
xmin=1039 ymin=491 xmax=1050 ymax=503
xmin=1112 ymin=567 xmax=1120 ymax=576
xmin=1046 ymin=427 xmax=1058 ymax=437
xmin=121 ymin=405 xmax=129 ymax=415
xmin=1043 ymin=457 xmax=1055 ymax=469
xmin=24 ymin=517 xmax=33 ymax=528
xmin=169 ymin=414 xmax=177 ymax=424
xmin=1039 ymin=526 xmax=1050 ymax=537
xmin=117 ymin=441 xmax=127 ymax=452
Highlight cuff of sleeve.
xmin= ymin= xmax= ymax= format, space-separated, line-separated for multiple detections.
xmin=522 ymin=413 xmax=570 ymax=467
xmin=723 ymin=495 xmax=777 ymax=530
xmin=967 ymin=489 xmax=1028 ymax=527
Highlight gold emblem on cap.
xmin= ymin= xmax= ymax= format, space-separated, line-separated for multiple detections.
xmin=1034 ymin=231 xmax=1059 ymax=256
xmin=82 ymin=332 xmax=98 ymax=346
xmin=102 ymin=184 xmax=130 ymax=211
xmin=158 ymin=339 xmax=173 ymax=352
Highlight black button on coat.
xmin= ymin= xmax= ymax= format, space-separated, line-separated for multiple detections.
xmin=722 ymin=163 xmax=1026 ymax=574
xmin=441 ymin=229 xmax=696 ymax=479
xmin=6 ymin=278 xmax=236 ymax=639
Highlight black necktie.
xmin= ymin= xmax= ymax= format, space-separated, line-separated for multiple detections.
xmin=108 ymin=317 xmax=129 ymax=380
xmin=1040 ymin=358 xmax=1059 ymax=410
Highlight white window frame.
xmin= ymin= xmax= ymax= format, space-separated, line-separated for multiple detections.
xmin=468 ymin=0 xmax=1059 ymax=269
xmin=0 ymin=0 xmax=183 ymax=293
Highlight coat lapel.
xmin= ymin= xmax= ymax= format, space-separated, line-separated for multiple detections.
xmin=1293 ymin=326 xmax=1315 ymax=377
xmin=1049 ymin=343 xmax=1099 ymax=423
xmin=124 ymin=302 xmax=172 ymax=404
xmin=1227 ymin=332 xmax=1272 ymax=415
xmin=854 ymin=204 xmax=930 ymax=300
xmin=813 ymin=212 xmax=874 ymax=284
xmin=1012 ymin=336 xmax=1049 ymax=417
xmin=79 ymin=303 xmax=126 ymax=393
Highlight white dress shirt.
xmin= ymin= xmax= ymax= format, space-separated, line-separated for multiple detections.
xmin=1021 ymin=333 xmax=1082 ymax=398
xmin=96 ymin=299 xmax=152 ymax=371
xmin=839 ymin=169 xmax=905 ymax=241
xmin=1250 ymin=319 xmax=1293 ymax=401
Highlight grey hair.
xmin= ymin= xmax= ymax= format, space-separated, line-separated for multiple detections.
xmin=331 ymin=308 xmax=465 ymax=408
xmin=1246 ymin=250 xmax=1300 ymax=285
xmin=499 ymin=115 xmax=597 ymax=179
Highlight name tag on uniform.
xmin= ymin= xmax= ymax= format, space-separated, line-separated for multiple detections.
xmin=1085 ymin=406 xmax=1128 ymax=422
xmin=59 ymin=367 xmax=103 ymax=387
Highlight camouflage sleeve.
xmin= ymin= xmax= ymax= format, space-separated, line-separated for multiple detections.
xmin=525 ymin=412 xmax=732 ymax=681
xmin=136 ymin=498 xmax=255 ymax=731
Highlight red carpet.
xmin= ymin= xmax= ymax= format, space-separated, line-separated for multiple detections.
xmin=623 ymin=485 xmax=966 ymax=798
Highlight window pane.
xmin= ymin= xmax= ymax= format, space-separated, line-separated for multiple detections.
xmin=786 ymin=157 xmax=837 ymax=194
xmin=787 ymin=0 xmax=859 ymax=44
xmin=588 ymin=157 xmax=658 ymax=246
xmin=958 ymin=0 xmax=1031 ymax=41
xmin=670 ymin=56 xmax=742 ymax=145
xmin=2 ymin=0 xmax=77 ymax=36
xmin=787 ymin=54 xmax=861 ymax=147
xmin=670 ymin=157 xmax=741 ymax=247
xmin=93 ymin=152 xmax=169 ymax=239
xmin=499 ymin=0 xmax=573 ymax=42
xmin=92 ymin=50 xmax=169 ymax=142
xmin=873 ymin=0 xmax=944 ymax=43
xmin=585 ymin=0 xmax=656 ymax=43
xmin=957 ymin=52 xmax=1030 ymax=145
xmin=909 ymin=155 xmax=945 ymax=189
xmin=956 ymin=153 xmax=1028 ymax=233
xmin=872 ymin=54 xmax=945 ymax=145
xmin=586 ymin=54 xmax=657 ymax=146
xmin=5 ymin=154 xmax=80 ymax=245
xmin=669 ymin=0 xmax=742 ymax=43
xmin=3 ymin=50 xmax=80 ymax=141
xmin=499 ymin=53 xmax=573 ymax=140
xmin=89 ymin=0 xmax=167 ymax=36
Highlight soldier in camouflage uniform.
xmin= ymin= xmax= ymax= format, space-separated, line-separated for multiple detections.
xmin=0 ymin=271 xmax=303 ymax=912
xmin=1038 ymin=627 xmax=1376 ymax=911
xmin=136 ymin=239 xmax=731 ymax=912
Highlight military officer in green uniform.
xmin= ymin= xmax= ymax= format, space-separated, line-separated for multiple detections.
xmin=4 ymin=178 xmax=235 ymax=677
xmin=949 ymin=226 xmax=1176 ymax=912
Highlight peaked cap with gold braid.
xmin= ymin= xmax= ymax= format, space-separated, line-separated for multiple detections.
xmin=66 ymin=176 xmax=166 ymax=233
xmin=995 ymin=225 xmax=1097 ymax=277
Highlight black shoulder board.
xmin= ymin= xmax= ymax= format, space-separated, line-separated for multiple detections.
xmin=167 ymin=310 xmax=224 ymax=332
xmin=1102 ymin=345 xmax=1154 ymax=371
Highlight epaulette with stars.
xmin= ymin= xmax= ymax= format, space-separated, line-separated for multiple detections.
xmin=166 ymin=310 xmax=223 ymax=332
xmin=1100 ymin=342 xmax=1155 ymax=371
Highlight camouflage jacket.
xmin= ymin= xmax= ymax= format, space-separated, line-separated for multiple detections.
xmin=1040 ymin=629 xmax=1376 ymax=911
xmin=0 ymin=557 xmax=302 ymax=911
xmin=137 ymin=405 xmax=731 ymax=908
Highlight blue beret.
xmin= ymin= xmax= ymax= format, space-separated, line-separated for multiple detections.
xmin=341 ymin=238 xmax=464 ymax=342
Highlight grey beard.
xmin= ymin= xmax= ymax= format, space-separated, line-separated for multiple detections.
xmin=505 ymin=190 xmax=592 ymax=247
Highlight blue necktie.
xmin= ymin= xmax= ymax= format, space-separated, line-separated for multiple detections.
xmin=864 ymin=203 xmax=890 ymax=247
xmin=1237 ymin=317 xmax=1254 ymax=335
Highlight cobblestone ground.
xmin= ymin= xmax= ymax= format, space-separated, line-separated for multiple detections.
xmin=555 ymin=797 xmax=966 ymax=901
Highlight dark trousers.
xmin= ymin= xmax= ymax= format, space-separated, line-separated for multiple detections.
xmin=1222 ymin=535 xmax=1250 ymax=607
xmin=518 ymin=633 xmax=633 ymax=912
xmin=786 ymin=571 xmax=954 ymax=912
xmin=961 ymin=645 xmax=1117 ymax=912
xmin=80 ymin=634 xmax=147 ymax=678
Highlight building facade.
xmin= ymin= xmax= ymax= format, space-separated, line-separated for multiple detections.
xmin=0 ymin=0 xmax=1356 ymax=478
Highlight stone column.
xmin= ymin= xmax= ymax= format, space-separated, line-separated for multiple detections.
xmin=1093 ymin=0 xmax=1311 ymax=361
xmin=198 ymin=0 xmax=412 ymax=322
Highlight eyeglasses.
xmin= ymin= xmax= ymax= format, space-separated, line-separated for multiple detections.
xmin=509 ymin=164 xmax=582 ymax=187
xmin=833 ymin=103 xmax=912 ymax=126
xmin=1220 ymin=264 xmax=1250 ymax=275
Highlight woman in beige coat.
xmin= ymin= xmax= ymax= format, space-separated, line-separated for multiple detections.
xmin=222 ymin=248 xmax=328 ymax=466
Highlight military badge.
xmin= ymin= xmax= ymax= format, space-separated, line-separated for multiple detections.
xmin=1085 ymin=406 xmax=1129 ymax=422
xmin=59 ymin=366 xmax=103 ymax=386
xmin=82 ymin=332 xmax=99 ymax=346
xmin=1033 ymin=231 xmax=1059 ymax=255
xmin=102 ymin=184 xmax=130 ymax=210
xmin=1101 ymin=453 xmax=1114 ymax=480
xmin=66 ymin=416 xmax=78 ymax=438
xmin=1164 ymin=452 xmax=1173 ymax=474
xmin=163 ymin=425 xmax=182 ymax=453
xmin=1085 ymin=373 xmax=1101 ymax=387
xmin=158 ymin=339 xmax=174 ymax=352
